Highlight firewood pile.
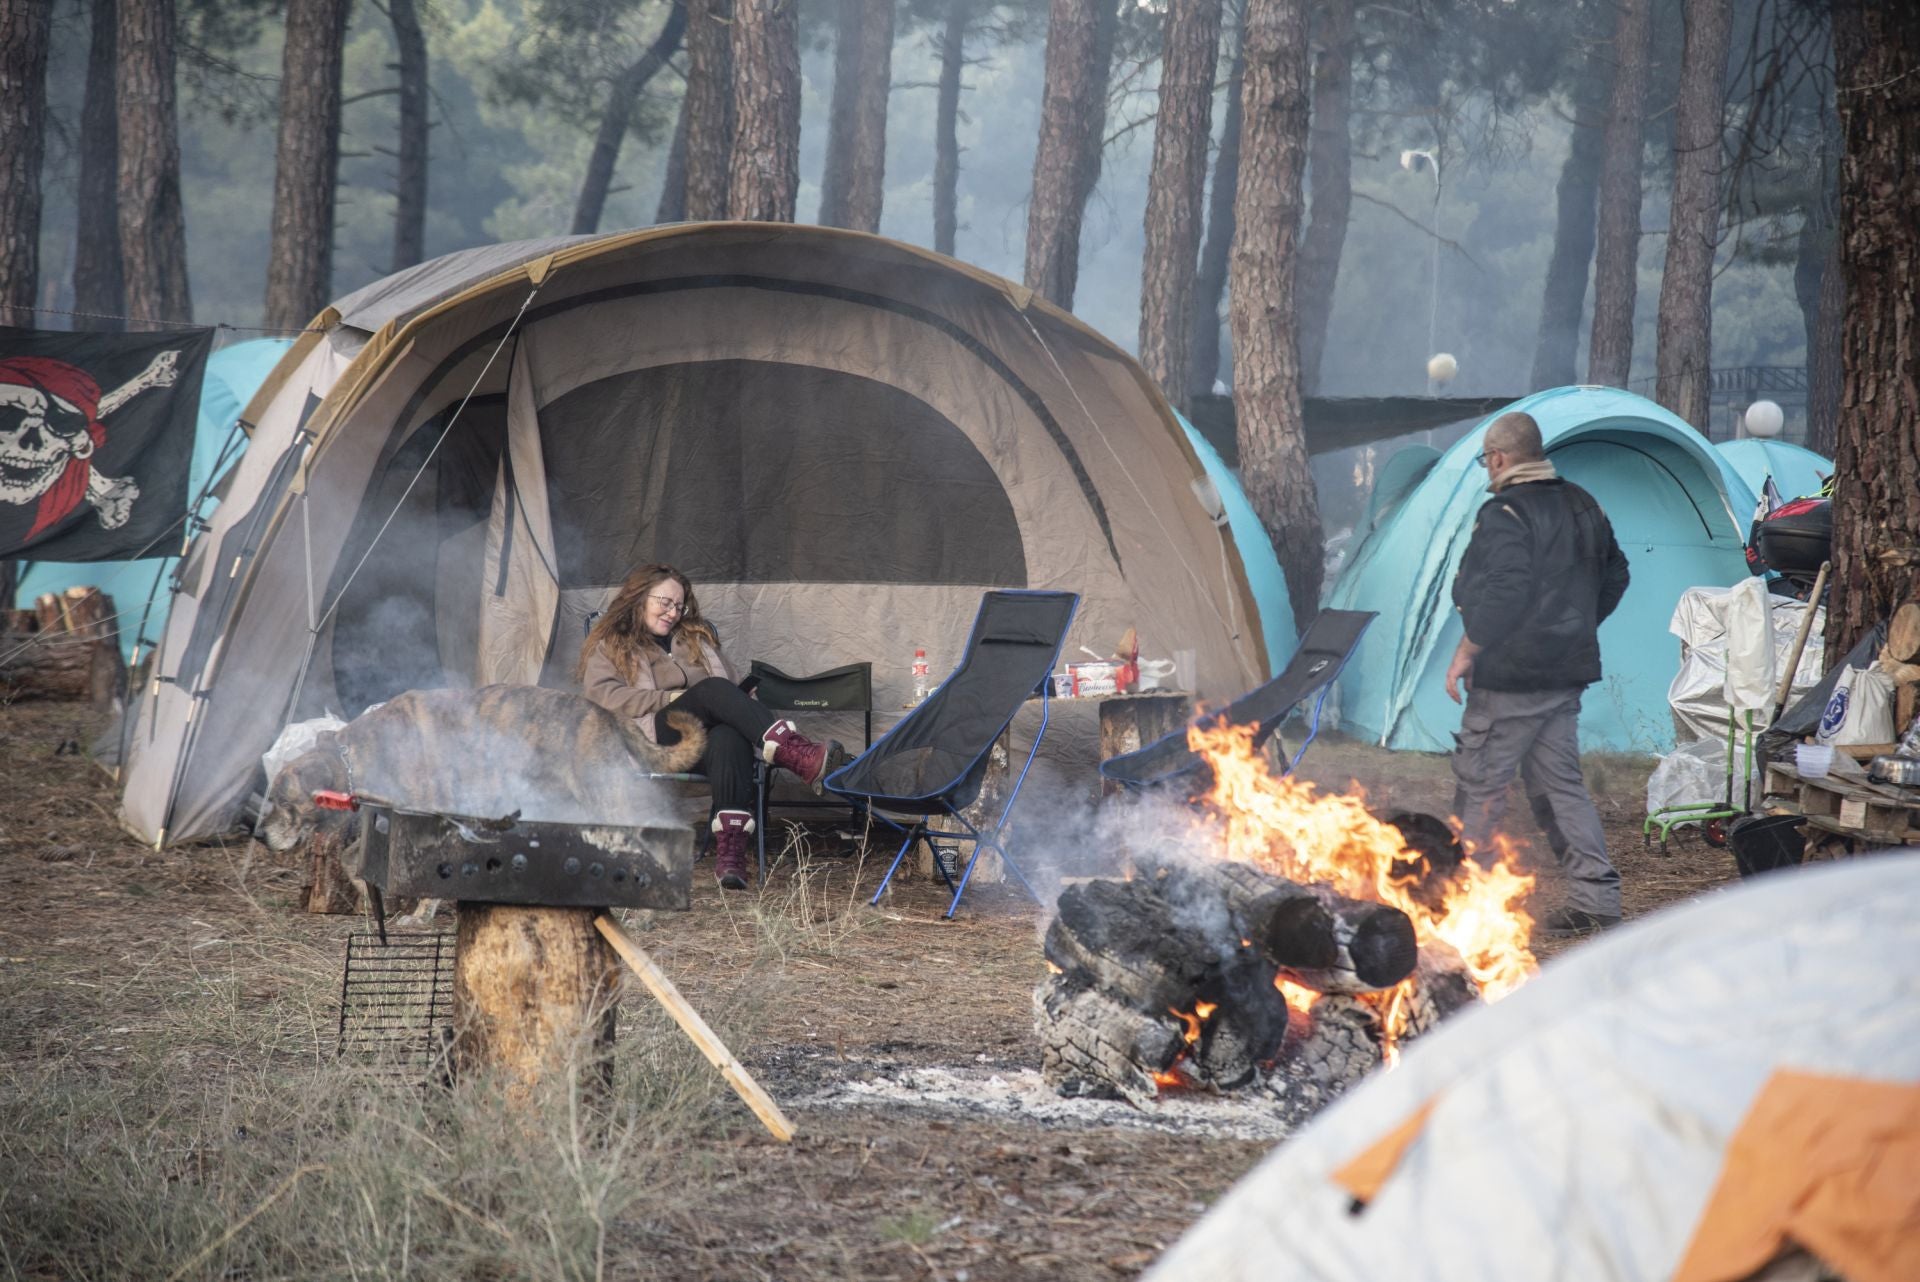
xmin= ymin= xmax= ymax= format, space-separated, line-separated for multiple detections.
xmin=0 ymin=587 xmax=123 ymax=705
xmin=1035 ymin=841 xmax=1478 ymax=1108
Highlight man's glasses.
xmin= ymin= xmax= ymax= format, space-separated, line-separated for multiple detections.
xmin=1473 ymin=449 xmax=1492 ymax=468
xmin=647 ymin=594 xmax=685 ymax=617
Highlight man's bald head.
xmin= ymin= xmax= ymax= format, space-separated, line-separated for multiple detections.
xmin=1484 ymin=412 xmax=1545 ymax=461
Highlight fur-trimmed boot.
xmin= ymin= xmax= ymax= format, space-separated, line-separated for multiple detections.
xmin=711 ymin=810 xmax=754 ymax=890
xmin=760 ymin=720 xmax=849 ymax=793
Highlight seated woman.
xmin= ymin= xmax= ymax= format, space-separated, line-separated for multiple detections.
xmin=579 ymin=562 xmax=845 ymax=890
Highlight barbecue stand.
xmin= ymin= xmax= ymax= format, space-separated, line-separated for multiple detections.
xmin=322 ymin=791 xmax=793 ymax=1139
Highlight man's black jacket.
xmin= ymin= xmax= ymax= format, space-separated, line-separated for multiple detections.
xmin=1452 ymin=477 xmax=1631 ymax=691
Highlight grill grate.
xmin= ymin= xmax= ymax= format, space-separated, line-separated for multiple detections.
xmin=336 ymin=931 xmax=456 ymax=1074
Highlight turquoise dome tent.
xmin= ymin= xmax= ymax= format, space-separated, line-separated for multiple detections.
xmin=1716 ymin=437 xmax=1832 ymax=505
xmin=1327 ymin=386 xmax=1757 ymax=754
xmin=14 ymin=338 xmax=292 ymax=659
xmin=1179 ymin=412 xmax=1296 ymax=672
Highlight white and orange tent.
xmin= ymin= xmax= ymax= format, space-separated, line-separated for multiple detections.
xmin=1148 ymin=855 xmax=1920 ymax=1282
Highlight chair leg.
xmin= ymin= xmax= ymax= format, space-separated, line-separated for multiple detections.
xmin=754 ymin=762 xmax=768 ymax=885
xmin=868 ymin=825 xmax=921 ymax=906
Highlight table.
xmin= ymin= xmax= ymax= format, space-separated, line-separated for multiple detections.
xmin=1763 ymin=760 xmax=1920 ymax=847
xmin=1096 ymin=689 xmax=1194 ymax=799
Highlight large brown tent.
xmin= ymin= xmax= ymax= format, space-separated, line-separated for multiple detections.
xmin=118 ymin=224 xmax=1268 ymax=845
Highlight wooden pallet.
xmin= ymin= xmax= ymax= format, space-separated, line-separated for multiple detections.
xmin=1764 ymin=761 xmax=1920 ymax=845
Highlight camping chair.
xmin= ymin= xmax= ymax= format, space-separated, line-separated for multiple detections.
xmin=748 ymin=660 xmax=875 ymax=881
xmin=1098 ymin=609 xmax=1376 ymax=793
xmin=826 ymin=589 xmax=1079 ymax=918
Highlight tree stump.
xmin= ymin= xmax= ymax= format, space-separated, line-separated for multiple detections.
xmin=1098 ymin=690 xmax=1193 ymax=799
xmin=451 ymin=904 xmax=620 ymax=1101
xmin=918 ymin=727 xmax=1011 ymax=884
xmin=302 ymin=826 xmax=363 ymax=915
xmin=0 ymin=588 xmax=122 ymax=705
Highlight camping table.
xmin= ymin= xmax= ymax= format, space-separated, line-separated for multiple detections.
xmin=1096 ymin=690 xmax=1194 ymax=799
xmin=1762 ymin=760 xmax=1920 ymax=847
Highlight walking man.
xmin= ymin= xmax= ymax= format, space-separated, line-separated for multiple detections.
xmin=1445 ymin=411 xmax=1631 ymax=936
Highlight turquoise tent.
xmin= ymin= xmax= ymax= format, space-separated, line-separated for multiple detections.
xmin=13 ymin=338 xmax=291 ymax=659
xmin=1327 ymin=386 xmax=1757 ymax=754
xmin=1716 ymin=438 xmax=1831 ymax=506
xmin=1179 ymin=413 xmax=1296 ymax=672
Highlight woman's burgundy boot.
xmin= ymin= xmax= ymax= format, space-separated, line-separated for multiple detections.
xmin=760 ymin=720 xmax=848 ymax=793
xmin=711 ymin=810 xmax=754 ymax=890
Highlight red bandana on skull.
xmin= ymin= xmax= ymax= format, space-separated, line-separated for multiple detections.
xmin=0 ymin=356 xmax=107 ymax=539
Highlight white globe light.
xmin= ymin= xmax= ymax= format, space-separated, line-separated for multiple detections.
xmin=1744 ymin=399 xmax=1784 ymax=438
xmin=1427 ymin=352 xmax=1458 ymax=385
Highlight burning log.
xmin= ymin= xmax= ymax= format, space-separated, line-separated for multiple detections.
xmin=1199 ymin=859 xmax=1418 ymax=993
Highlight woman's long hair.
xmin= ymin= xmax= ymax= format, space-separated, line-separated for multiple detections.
xmin=577 ymin=562 xmax=720 ymax=685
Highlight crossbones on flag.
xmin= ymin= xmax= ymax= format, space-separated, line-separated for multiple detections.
xmin=0 ymin=325 xmax=212 ymax=562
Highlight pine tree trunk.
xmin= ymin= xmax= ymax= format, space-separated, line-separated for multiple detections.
xmin=1189 ymin=27 xmax=1243 ymax=397
xmin=932 ymin=0 xmax=968 ymax=255
xmin=264 ymin=0 xmax=350 ymax=330
xmin=117 ymin=0 xmax=192 ymax=325
xmin=819 ymin=0 xmax=893 ymax=232
xmin=572 ymin=6 xmax=688 ymax=235
xmin=1025 ymin=0 xmax=1116 ymax=309
xmin=1530 ymin=53 xmax=1609 ymax=390
xmin=1294 ymin=0 xmax=1353 ymax=397
xmin=726 ymin=0 xmax=801 ymax=222
xmin=0 ymin=0 xmax=50 ymax=327
xmin=1653 ymin=0 xmax=1732 ymax=430
xmin=74 ymin=0 xmax=123 ymax=329
xmin=1806 ymin=232 xmax=1843 ymax=458
xmin=1826 ymin=0 xmax=1920 ymax=656
xmin=684 ymin=0 xmax=734 ymax=220
xmin=389 ymin=0 xmax=429 ymax=271
xmin=1138 ymin=0 xmax=1222 ymax=413
xmin=1229 ymin=0 xmax=1319 ymax=626
xmin=1586 ymin=0 xmax=1652 ymax=388
xmin=657 ymin=96 xmax=690 ymax=223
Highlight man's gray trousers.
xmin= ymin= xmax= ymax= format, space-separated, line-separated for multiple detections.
xmin=1451 ymin=685 xmax=1621 ymax=917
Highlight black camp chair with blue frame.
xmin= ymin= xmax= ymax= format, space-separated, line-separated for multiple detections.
xmin=825 ymin=589 xmax=1079 ymax=919
xmin=1098 ymin=609 xmax=1376 ymax=793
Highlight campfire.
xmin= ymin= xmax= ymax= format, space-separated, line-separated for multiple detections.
xmin=1037 ymin=721 xmax=1537 ymax=1106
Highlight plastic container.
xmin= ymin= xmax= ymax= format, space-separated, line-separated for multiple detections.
xmin=911 ymin=647 xmax=930 ymax=703
xmin=1727 ymin=813 xmax=1806 ymax=879
xmin=1796 ymin=742 xmax=1834 ymax=778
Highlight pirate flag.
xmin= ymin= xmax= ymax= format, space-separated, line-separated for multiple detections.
xmin=0 ymin=325 xmax=213 ymax=562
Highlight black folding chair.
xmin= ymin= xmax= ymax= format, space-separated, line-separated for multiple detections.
xmin=748 ymin=660 xmax=874 ymax=881
xmin=826 ymin=590 xmax=1079 ymax=918
xmin=1098 ymin=609 xmax=1376 ymax=792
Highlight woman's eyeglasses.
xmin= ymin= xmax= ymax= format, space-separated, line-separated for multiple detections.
xmin=647 ymin=595 xmax=685 ymax=617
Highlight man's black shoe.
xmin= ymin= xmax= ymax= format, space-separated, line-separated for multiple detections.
xmin=1537 ymin=907 xmax=1622 ymax=937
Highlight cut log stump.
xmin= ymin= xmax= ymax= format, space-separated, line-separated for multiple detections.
xmin=452 ymin=904 xmax=620 ymax=1102
xmin=302 ymin=827 xmax=364 ymax=915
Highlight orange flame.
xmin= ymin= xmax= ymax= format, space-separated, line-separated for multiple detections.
xmin=1188 ymin=720 xmax=1537 ymax=1056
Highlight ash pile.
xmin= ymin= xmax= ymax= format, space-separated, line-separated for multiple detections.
xmin=1034 ymin=839 xmax=1481 ymax=1111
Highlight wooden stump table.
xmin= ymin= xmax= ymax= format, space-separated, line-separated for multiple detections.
xmin=451 ymin=904 xmax=621 ymax=1101
xmin=1097 ymin=690 xmax=1194 ymax=799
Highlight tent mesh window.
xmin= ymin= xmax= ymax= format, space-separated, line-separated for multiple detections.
xmin=335 ymin=932 xmax=456 ymax=1075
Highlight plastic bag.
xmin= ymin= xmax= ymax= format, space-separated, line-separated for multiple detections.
xmin=261 ymin=714 xmax=346 ymax=790
xmin=1815 ymin=666 xmax=1897 ymax=746
xmin=1646 ymin=737 xmax=1756 ymax=821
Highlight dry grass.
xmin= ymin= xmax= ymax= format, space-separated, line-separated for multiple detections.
xmin=0 ymin=703 xmax=1742 ymax=1280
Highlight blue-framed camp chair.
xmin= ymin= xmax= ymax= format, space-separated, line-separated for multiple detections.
xmin=825 ymin=589 xmax=1079 ymax=918
xmin=1098 ymin=609 xmax=1376 ymax=792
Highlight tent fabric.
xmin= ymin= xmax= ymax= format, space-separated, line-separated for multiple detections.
xmin=1326 ymin=386 xmax=1758 ymax=754
xmin=118 ymin=224 xmax=1271 ymax=844
xmin=14 ymin=337 xmax=291 ymax=659
xmin=1672 ymin=1071 xmax=1920 ymax=1282
xmin=1146 ymin=854 xmax=1920 ymax=1282
xmin=1716 ymin=438 xmax=1832 ymax=507
xmin=1178 ymin=413 xmax=1296 ymax=668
